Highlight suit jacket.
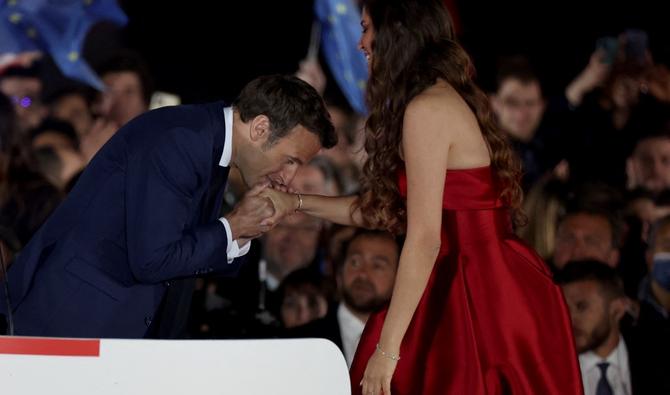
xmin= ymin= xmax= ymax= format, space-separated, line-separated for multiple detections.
xmin=624 ymin=301 xmax=670 ymax=395
xmin=0 ymin=101 xmax=242 ymax=338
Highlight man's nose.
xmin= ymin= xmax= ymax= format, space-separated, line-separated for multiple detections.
xmin=281 ymin=166 xmax=299 ymax=187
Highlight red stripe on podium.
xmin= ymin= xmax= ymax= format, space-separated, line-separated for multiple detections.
xmin=0 ymin=337 xmax=100 ymax=357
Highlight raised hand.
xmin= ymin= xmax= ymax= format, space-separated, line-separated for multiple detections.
xmin=565 ymin=49 xmax=613 ymax=107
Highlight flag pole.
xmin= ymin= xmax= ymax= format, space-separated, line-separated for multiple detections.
xmin=307 ymin=20 xmax=321 ymax=60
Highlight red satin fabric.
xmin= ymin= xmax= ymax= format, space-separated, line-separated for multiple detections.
xmin=350 ymin=167 xmax=583 ymax=394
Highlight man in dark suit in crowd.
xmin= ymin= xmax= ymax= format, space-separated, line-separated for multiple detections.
xmin=0 ymin=75 xmax=337 ymax=338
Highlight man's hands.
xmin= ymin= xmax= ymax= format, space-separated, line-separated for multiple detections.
xmin=257 ymin=187 xmax=300 ymax=229
xmin=224 ymin=183 xmax=276 ymax=240
xmin=224 ymin=183 xmax=306 ymax=243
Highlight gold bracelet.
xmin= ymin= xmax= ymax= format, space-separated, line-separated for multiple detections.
xmin=375 ymin=343 xmax=400 ymax=361
xmin=295 ymin=193 xmax=303 ymax=212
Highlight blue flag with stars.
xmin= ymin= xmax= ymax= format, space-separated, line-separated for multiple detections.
xmin=0 ymin=0 xmax=127 ymax=90
xmin=315 ymin=0 xmax=367 ymax=115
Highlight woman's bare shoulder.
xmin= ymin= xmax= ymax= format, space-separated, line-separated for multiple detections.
xmin=405 ymin=80 xmax=476 ymax=130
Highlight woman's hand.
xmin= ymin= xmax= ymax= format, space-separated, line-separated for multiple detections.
xmin=360 ymin=347 xmax=398 ymax=395
xmin=258 ymin=187 xmax=299 ymax=227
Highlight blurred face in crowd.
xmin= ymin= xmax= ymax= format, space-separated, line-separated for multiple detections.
xmin=0 ymin=76 xmax=46 ymax=131
xmin=234 ymin=112 xmax=322 ymax=190
xmin=554 ymin=213 xmax=619 ymax=269
xmin=280 ymin=284 xmax=328 ymax=329
xmin=261 ymin=162 xmax=328 ymax=280
xmin=263 ymin=213 xmax=323 ymax=281
xmin=291 ymin=163 xmax=327 ymax=195
xmin=492 ymin=78 xmax=546 ymax=142
xmin=51 ymin=93 xmax=93 ymax=137
xmin=562 ymin=280 xmax=624 ymax=354
xmin=321 ymin=106 xmax=353 ymax=167
xmin=95 ymin=71 xmax=148 ymax=127
xmin=631 ymin=137 xmax=670 ymax=193
xmin=341 ymin=234 xmax=399 ymax=317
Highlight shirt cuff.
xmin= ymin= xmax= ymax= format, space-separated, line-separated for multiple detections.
xmin=219 ymin=218 xmax=251 ymax=263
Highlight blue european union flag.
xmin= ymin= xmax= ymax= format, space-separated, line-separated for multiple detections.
xmin=315 ymin=0 xmax=368 ymax=115
xmin=0 ymin=0 xmax=127 ymax=90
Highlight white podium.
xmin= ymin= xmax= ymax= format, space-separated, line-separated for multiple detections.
xmin=0 ymin=336 xmax=351 ymax=395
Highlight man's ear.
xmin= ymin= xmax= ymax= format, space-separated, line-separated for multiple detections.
xmin=249 ymin=115 xmax=271 ymax=143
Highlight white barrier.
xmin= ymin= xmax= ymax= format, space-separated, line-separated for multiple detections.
xmin=0 ymin=336 xmax=351 ymax=395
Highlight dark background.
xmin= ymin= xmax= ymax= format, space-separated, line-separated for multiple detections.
xmin=75 ymin=0 xmax=670 ymax=104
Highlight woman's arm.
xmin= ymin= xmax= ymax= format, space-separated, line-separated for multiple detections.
xmin=259 ymin=189 xmax=366 ymax=228
xmin=377 ymin=95 xmax=450 ymax=356
xmin=361 ymin=91 xmax=456 ymax=395
xmin=299 ymin=194 xmax=365 ymax=227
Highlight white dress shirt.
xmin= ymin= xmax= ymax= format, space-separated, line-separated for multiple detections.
xmin=338 ymin=303 xmax=366 ymax=368
xmin=217 ymin=107 xmax=251 ymax=263
xmin=579 ymin=336 xmax=632 ymax=395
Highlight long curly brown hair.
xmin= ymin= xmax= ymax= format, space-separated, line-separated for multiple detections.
xmin=355 ymin=0 xmax=523 ymax=235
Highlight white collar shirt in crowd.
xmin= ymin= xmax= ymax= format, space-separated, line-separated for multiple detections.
xmin=578 ymin=336 xmax=631 ymax=395
xmin=338 ymin=303 xmax=366 ymax=368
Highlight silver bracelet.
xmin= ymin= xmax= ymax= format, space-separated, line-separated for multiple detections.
xmin=375 ymin=343 xmax=400 ymax=361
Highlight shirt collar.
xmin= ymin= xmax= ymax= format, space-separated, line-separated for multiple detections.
xmin=219 ymin=106 xmax=233 ymax=167
xmin=338 ymin=303 xmax=366 ymax=333
xmin=579 ymin=335 xmax=629 ymax=373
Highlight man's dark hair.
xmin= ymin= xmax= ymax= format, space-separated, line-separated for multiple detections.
xmin=233 ymin=75 xmax=337 ymax=149
xmin=558 ymin=206 xmax=623 ymax=249
xmin=277 ymin=268 xmax=333 ymax=310
xmin=555 ymin=260 xmax=626 ymax=300
xmin=43 ymin=86 xmax=95 ymax=108
xmin=633 ymin=117 xmax=670 ymax=148
xmin=29 ymin=118 xmax=79 ymax=149
xmin=95 ymin=51 xmax=154 ymax=105
xmin=0 ymin=62 xmax=41 ymax=80
xmin=495 ymin=55 xmax=542 ymax=93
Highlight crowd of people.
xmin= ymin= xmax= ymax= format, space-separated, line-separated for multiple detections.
xmin=1 ymin=1 xmax=670 ymax=393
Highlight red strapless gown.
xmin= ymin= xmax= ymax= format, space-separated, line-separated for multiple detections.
xmin=350 ymin=167 xmax=583 ymax=394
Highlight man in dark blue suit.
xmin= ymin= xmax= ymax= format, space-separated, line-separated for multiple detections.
xmin=0 ymin=75 xmax=337 ymax=338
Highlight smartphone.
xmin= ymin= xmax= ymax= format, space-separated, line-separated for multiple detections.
xmin=624 ymin=29 xmax=648 ymax=64
xmin=596 ymin=36 xmax=619 ymax=65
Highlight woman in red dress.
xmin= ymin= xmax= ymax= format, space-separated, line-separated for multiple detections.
xmin=261 ymin=0 xmax=583 ymax=393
